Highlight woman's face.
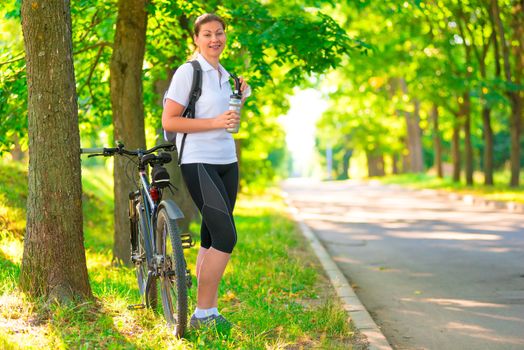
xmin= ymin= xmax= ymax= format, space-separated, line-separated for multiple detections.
xmin=195 ymin=21 xmax=226 ymax=60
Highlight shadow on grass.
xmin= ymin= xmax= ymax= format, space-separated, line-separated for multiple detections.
xmin=0 ymin=255 xmax=135 ymax=348
xmin=44 ymin=299 xmax=137 ymax=349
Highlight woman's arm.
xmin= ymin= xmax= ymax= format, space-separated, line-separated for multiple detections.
xmin=162 ymin=99 xmax=239 ymax=133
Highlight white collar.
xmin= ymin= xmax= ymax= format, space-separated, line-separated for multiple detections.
xmin=196 ymin=53 xmax=231 ymax=85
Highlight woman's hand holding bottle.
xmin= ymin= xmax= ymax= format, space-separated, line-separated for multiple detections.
xmin=214 ymin=110 xmax=240 ymax=130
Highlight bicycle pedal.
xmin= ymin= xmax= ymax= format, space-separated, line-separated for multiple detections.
xmin=127 ymin=303 xmax=146 ymax=310
xmin=180 ymin=232 xmax=194 ymax=249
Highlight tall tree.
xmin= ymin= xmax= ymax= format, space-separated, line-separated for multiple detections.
xmin=455 ymin=4 xmax=475 ymax=186
xmin=19 ymin=0 xmax=91 ymax=301
xmin=492 ymin=0 xmax=522 ymax=187
xmin=149 ymin=11 xmax=199 ymax=232
xmin=431 ymin=104 xmax=443 ymax=178
xmin=154 ymin=67 xmax=199 ymax=232
xmin=110 ymin=0 xmax=148 ymax=264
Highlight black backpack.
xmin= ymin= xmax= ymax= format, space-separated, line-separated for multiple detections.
xmin=164 ymin=60 xmax=202 ymax=166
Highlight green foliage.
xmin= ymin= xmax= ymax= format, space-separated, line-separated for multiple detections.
xmin=1 ymin=0 xmax=359 ymax=187
xmin=315 ymin=0 xmax=522 ymax=180
xmin=2 ymin=0 xmax=521 ymax=186
xmin=0 ymin=1 xmax=25 ymax=155
xmin=72 ymin=0 xmax=116 ymax=133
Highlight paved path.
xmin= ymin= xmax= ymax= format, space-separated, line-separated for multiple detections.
xmin=282 ymin=179 xmax=524 ymax=350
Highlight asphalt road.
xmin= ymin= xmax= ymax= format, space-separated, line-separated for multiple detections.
xmin=282 ymin=178 xmax=524 ymax=350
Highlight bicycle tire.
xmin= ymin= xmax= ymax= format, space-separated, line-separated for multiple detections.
xmin=155 ymin=207 xmax=188 ymax=337
xmin=135 ymin=203 xmax=157 ymax=309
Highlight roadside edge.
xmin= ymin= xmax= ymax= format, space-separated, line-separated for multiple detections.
xmin=283 ymin=196 xmax=393 ymax=350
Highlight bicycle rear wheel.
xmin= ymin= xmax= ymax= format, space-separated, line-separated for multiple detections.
xmin=155 ymin=207 xmax=188 ymax=337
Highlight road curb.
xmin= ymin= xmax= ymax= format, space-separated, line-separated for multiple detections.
xmin=284 ymin=197 xmax=392 ymax=350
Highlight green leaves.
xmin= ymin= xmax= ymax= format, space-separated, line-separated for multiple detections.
xmin=3 ymin=0 xmax=21 ymax=20
xmin=1 ymin=0 xmax=358 ymax=185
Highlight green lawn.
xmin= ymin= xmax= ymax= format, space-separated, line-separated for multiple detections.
xmin=376 ymin=171 xmax=524 ymax=204
xmin=0 ymin=161 xmax=360 ymax=349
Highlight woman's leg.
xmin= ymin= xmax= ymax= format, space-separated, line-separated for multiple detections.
xmin=196 ymin=246 xmax=208 ymax=279
xmin=181 ymin=163 xmax=239 ymax=314
xmin=208 ymin=162 xmax=238 ymax=308
xmin=193 ymin=163 xmax=237 ymax=309
xmin=196 ymin=247 xmax=230 ymax=308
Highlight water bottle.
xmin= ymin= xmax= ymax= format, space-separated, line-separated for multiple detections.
xmin=226 ymin=76 xmax=242 ymax=134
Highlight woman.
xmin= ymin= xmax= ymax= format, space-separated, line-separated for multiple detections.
xmin=162 ymin=13 xmax=250 ymax=329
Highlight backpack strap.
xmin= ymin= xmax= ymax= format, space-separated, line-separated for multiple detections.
xmin=178 ymin=60 xmax=202 ymax=166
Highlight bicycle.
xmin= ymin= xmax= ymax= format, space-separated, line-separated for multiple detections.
xmin=81 ymin=142 xmax=193 ymax=337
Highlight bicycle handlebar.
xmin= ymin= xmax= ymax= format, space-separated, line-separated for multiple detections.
xmin=81 ymin=143 xmax=175 ymax=157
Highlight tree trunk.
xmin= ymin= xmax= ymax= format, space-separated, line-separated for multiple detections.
xmin=400 ymin=80 xmax=424 ymax=173
xmin=452 ymin=112 xmax=461 ymax=182
xmin=492 ymin=0 xmax=521 ymax=187
xmin=342 ymin=150 xmax=352 ymax=179
xmin=455 ymin=11 xmax=474 ymax=185
xmin=480 ymin=57 xmax=494 ymax=185
xmin=151 ymin=13 xmax=199 ymax=233
xmin=392 ymin=153 xmax=399 ymax=175
xmin=110 ymin=0 xmax=148 ymax=265
xmin=463 ymin=93 xmax=474 ymax=185
xmin=411 ymin=99 xmax=424 ymax=172
xmin=10 ymin=135 xmax=26 ymax=162
xmin=510 ymin=1 xmax=523 ymax=187
xmin=431 ymin=104 xmax=443 ymax=178
xmin=154 ymin=72 xmax=199 ymax=233
xmin=20 ymin=0 xmax=91 ymax=301
xmin=404 ymin=102 xmax=424 ymax=173
xmin=366 ymin=152 xmax=385 ymax=177
xmin=481 ymin=104 xmax=494 ymax=185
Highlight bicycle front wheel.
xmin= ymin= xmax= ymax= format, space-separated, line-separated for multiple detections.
xmin=155 ymin=207 xmax=188 ymax=337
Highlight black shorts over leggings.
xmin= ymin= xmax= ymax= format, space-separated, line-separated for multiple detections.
xmin=180 ymin=162 xmax=238 ymax=254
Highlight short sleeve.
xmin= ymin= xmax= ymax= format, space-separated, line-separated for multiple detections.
xmin=163 ymin=63 xmax=193 ymax=107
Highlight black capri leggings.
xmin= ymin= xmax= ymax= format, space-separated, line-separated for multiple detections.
xmin=180 ymin=162 xmax=238 ymax=254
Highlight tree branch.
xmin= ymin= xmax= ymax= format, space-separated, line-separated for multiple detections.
xmin=74 ymin=41 xmax=112 ymax=55
xmin=0 ymin=54 xmax=25 ymax=67
xmin=78 ymin=9 xmax=101 ymax=44
xmin=78 ymin=45 xmax=105 ymax=96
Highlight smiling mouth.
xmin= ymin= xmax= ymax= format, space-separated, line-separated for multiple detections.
xmin=210 ymin=45 xmax=221 ymax=49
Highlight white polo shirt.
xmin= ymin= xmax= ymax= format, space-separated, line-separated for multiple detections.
xmin=164 ymin=54 xmax=237 ymax=165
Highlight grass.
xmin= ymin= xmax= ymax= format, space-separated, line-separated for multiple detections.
xmin=376 ymin=171 xmax=524 ymax=203
xmin=0 ymin=160 xmax=360 ymax=349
